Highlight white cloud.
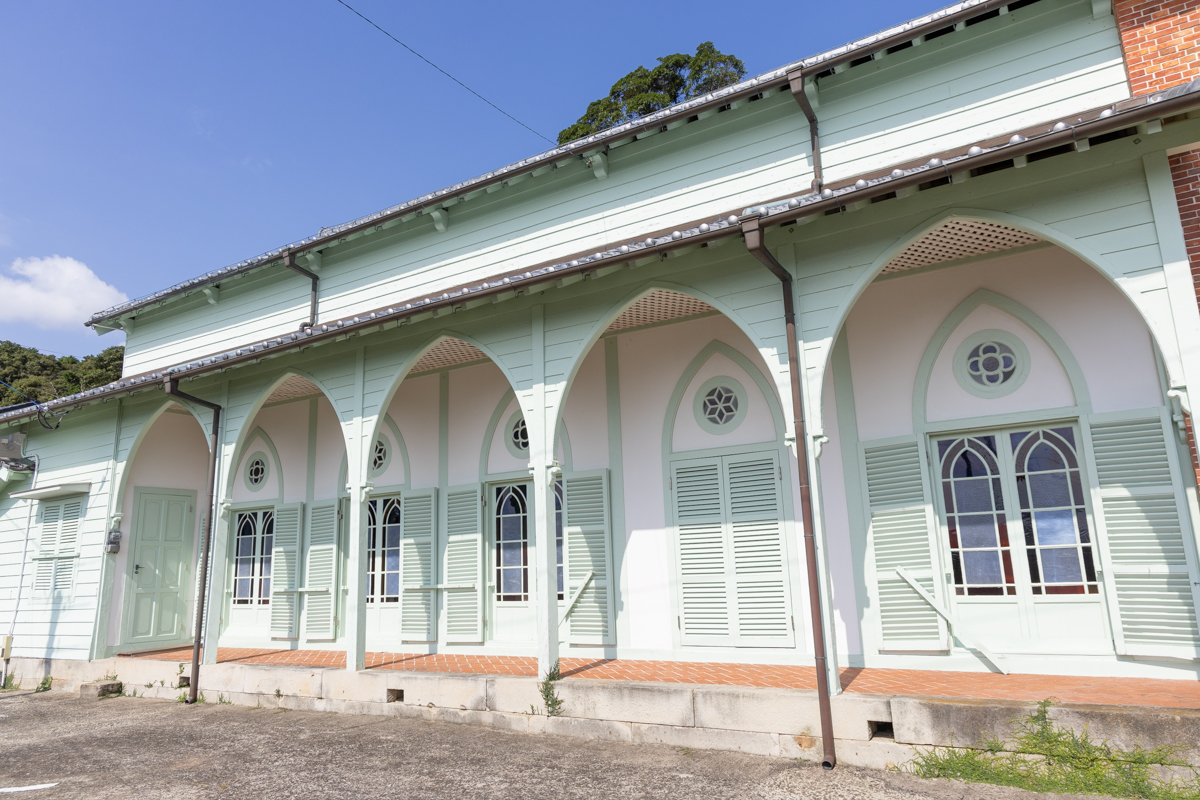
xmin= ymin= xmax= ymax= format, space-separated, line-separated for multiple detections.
xmin=0 ymin=255 xmax=128 ymax=331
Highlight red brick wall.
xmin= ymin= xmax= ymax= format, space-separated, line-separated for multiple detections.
xmin=1169 ymin=148 xmax=1200 ymax=485
xmin=1115 ymin=0 xmax=1200 ymax=94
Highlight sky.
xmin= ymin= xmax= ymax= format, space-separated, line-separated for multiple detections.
xmin=1 ymin=0 xmax=939 ymax=359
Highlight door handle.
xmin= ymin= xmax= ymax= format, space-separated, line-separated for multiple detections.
xmin=134 ymin=564 xmax=141 ymax=575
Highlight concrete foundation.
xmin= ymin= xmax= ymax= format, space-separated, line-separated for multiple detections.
xmin=6 ymin=656 xmax=1198 ymax=770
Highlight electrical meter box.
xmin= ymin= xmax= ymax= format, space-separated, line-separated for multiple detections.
xmin=0 ymin=433 xmax=25 ymax=459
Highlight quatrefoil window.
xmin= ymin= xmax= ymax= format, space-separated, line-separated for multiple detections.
xmin=953 ymin=329 xmax=1030 ymax=399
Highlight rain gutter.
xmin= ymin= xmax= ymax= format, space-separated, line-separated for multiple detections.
xmin=742 ymin=215 xmax=837 ymax=770
xmin=163 ymin=377 xmax=221 ymax=705
xmin=8 ymin=79 xmax=1199 ymax=427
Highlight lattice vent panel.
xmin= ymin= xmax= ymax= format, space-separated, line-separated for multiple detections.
xmin=882 ymin=220 xmax=1042 ymax=274
xmin=605 ymin=290 xmax=716 ymax=333
xmin=410 ymin=338 xmax=488 ymax=375
xmin=265 ymin=375 xmax=322 ymax=405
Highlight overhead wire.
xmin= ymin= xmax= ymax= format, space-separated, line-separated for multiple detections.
xmin=332 ymin=0 xmax=557 ymax=147
xmin=0 ymin=378 xmax=67 ymax=431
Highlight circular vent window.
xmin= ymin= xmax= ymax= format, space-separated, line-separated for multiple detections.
xmin=953 ymin=330 xmax=1030 ymax=398
xmin=505 ymin=412 xmax=530 ymax=458
xmin=693 ymin=376 xmax=747 ymax=434
xmin=371 ymin=438 xmax=390 ymax=476
xmin=245 ymin=453 xmax=269 ymax=492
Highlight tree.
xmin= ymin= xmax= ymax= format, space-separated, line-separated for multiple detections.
xmin=0 ymin=341 xmax=125 ymax=408
xmin=557 ymin=43 xmax=747 ymax=145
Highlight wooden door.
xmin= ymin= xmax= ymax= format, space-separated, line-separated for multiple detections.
xmin=128 ymin=491 xmax=195 ymax=645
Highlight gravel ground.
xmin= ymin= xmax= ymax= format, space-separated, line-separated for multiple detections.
xmin=0 ymin=690 xmax=1113 ymax=799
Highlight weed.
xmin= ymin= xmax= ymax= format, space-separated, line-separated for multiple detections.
xmin=538 ymin=660 xmax=564 ymax=717
xmin=144 ymin=682 xmax=154 ymax=689
xmin=274 ymin=688 xmax=282 ymax=699
xmin=35 ymin=676 xmax=52 ymax=693
xmin=679 ymin=747 xmax=694 ymax=757
xmin=905 ymin=700 xmax=1200 ymax=800
xmin=101 ymin=670 xmax=119 ymax=682
xmin=1 ymin=673 xmax=18 ymax=692
xmin=196 ymin=691 xmax=206 ymax=704
xmin=177 ymin=663 xmax=185 ymax=676
xmin=218 ymin=693 xmax=231 ymax=705
xmin=176 ymin=691 xmax=188 ymax=703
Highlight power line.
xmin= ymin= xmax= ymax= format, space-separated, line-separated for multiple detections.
xmin=333 ymin=0 xmax=556 ymax=147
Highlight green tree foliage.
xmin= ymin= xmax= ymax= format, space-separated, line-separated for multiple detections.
xmin=0 ymin=341 xmax=125 ymax=408
xmin=557 ymin=43 xmax=747 ymax=145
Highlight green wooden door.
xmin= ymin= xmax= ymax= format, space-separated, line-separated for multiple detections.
xmin=128 ymin=491 xmax=195 ymax=645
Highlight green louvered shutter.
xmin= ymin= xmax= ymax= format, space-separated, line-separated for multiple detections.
xmin=727 ymin=453 xmax=794 ymax=647
xmin=863 ymin=440 xmax=947 ymax=651
xmin=563 ymin=471 xmax=614 ymax=645
xmin=270 ymin=503 xmax=304 ymax=639
xmin=401 ymin=488 xmax=436 ymax=642
xmin=444 ymin=485 xmax=483 ymax=644
xmin=672 ymin=457 xmax=731 ymax=644
xmin=303 ymin=502 xmax=338 ymax=641
xmin=33 ymin=499 xmax=82 ymax=596
xmin=1089 ymin=416 xmax=1200 ymax=658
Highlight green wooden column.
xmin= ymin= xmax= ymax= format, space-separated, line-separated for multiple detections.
xmin=345 ymin=349 xmax=369 ymax=671
xmin=529 ymin=305 xmax=560 ymax=679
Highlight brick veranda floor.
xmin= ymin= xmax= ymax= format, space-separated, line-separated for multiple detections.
xmin=120 ymin=646 xmax=1200 ymax=710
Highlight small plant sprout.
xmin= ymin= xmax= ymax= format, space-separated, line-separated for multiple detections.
xmin=35 ymin=676 xmax=52 ymax=693
xmin=274 ymin=688 xmax=282 ymax=699
xmin=538 ymin=660 xmax=564 ymax=717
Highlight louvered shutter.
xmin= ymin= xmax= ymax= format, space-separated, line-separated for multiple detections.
xmin=862 ymin=439 xmax=947 ymax=651
xmin=401 ymin=488 xmax=436 ymax=642
xmin=270 ymin=503 xmax=304 ymax=639
xmin=444 ymin=485 xmax=483 ymax=643
xmin=33 ymin=499 xmax=82 ymax=597
xmin=563 ymin=471 xmax=614 ymax=645
xmin=1089 ymin=416 xmax=1200 ymax=658
xmin=672 ymin=457 xmax=732 ymax=644
xmin=726 ymin=454 xmax=794 ymax=646
xmin=303 ymin=502 xmax=338 ymax=641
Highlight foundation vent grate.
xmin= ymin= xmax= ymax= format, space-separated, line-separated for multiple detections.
xmin=410 ymin=338 xmax=488 ymax=375
xmin=605 ymin=290 xmax=715 ymax=333
xmin=882 ymin=220 xmax=1041 ymax=274
xmin=265 ymin=375 xmax=322 ymax=405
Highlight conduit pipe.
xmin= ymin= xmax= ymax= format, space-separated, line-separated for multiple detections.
xmin=282 ymin=251 xmax=320 ymax=331
xmin=163 ymin=378 xmax=221 ymax=705
xmin=742 ymin=215 xmax=836 ymax=770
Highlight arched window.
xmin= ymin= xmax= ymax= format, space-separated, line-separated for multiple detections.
xmin=938 ymin=436 xmax=1015 ymax=596
xmin=1012 ymin=428 xmax=1098 ymax=595
xmin=367 ymin=497 xmax=402 ymax=603
xmin=495 ymin=485 xmax=529 ymax=602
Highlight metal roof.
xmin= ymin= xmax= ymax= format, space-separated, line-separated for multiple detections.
xmin=7 ymin=75 xmax=1196 ymax=429
xmin=86 ymin=0 xmax=1010 ymax=327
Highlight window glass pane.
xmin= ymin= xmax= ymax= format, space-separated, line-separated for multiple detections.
xmin=1040 ymin=548 xmax=1083 ymax=583
xmin=963 ymin=551 xmax=1003 ymax=584
xmin=958 ymin=515 xmax=999 ymax=548
xmin=500 ymin=516 xmax=523 ymax=541
xmin=1028 ymin=473 xmax=1070 ymax=507
xmin=1033 ymin=509 xmax=1076 ymax=545
xmin=501 ymin=568 xmax=523 ymax=594
xmin=1027 ymin=442 xmax=1065 ymax=471
xmin=954 ymin=478 xmax=994 ymax=512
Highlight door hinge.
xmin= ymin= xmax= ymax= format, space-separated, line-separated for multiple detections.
xmin=791 ymin=615 xmax=795 ymax=631
xmin=677 ymin=615 xmax=681 ymax=630
xmin=337 ymin=509 xmax=344 ymax=521
xmin=778 ymin=466 xmax=782 ymax=480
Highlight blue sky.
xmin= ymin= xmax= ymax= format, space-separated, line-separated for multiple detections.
xmin=2 ymin=0 xmax=937 ymax=358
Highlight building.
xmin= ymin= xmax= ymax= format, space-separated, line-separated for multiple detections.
xmin=4 ymin=0 xmax=1200 ymax=721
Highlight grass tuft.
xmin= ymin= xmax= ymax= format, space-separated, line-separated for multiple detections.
xmin=34 ymin=676 xmax=52 ymax=693
xmin=906 ymin=700 xmax=1200 ymax=800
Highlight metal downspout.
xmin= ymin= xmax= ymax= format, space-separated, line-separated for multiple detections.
xmin=163 ymin=378 xmax=222 ymax=705
xmin=742 ymin=215 xmax=837 ymax=769
xmin=283 ymin=251 xmax=320 ymax=331
xmin=787 ymin=71 xmax=823 ymax=192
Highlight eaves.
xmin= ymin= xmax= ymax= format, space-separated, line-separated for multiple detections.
xmin=6 ymin=76 xmax=1196 ymax=429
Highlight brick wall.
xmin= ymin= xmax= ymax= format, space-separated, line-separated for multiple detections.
xmin=1115 ymin=0 xmax=1200 ymax=94
xmin=1168 ymin=150 xmax=1200 ymax=485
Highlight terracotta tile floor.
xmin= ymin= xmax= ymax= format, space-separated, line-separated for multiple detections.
xmin=121 ymin=647 xmax=1200 ymax=710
